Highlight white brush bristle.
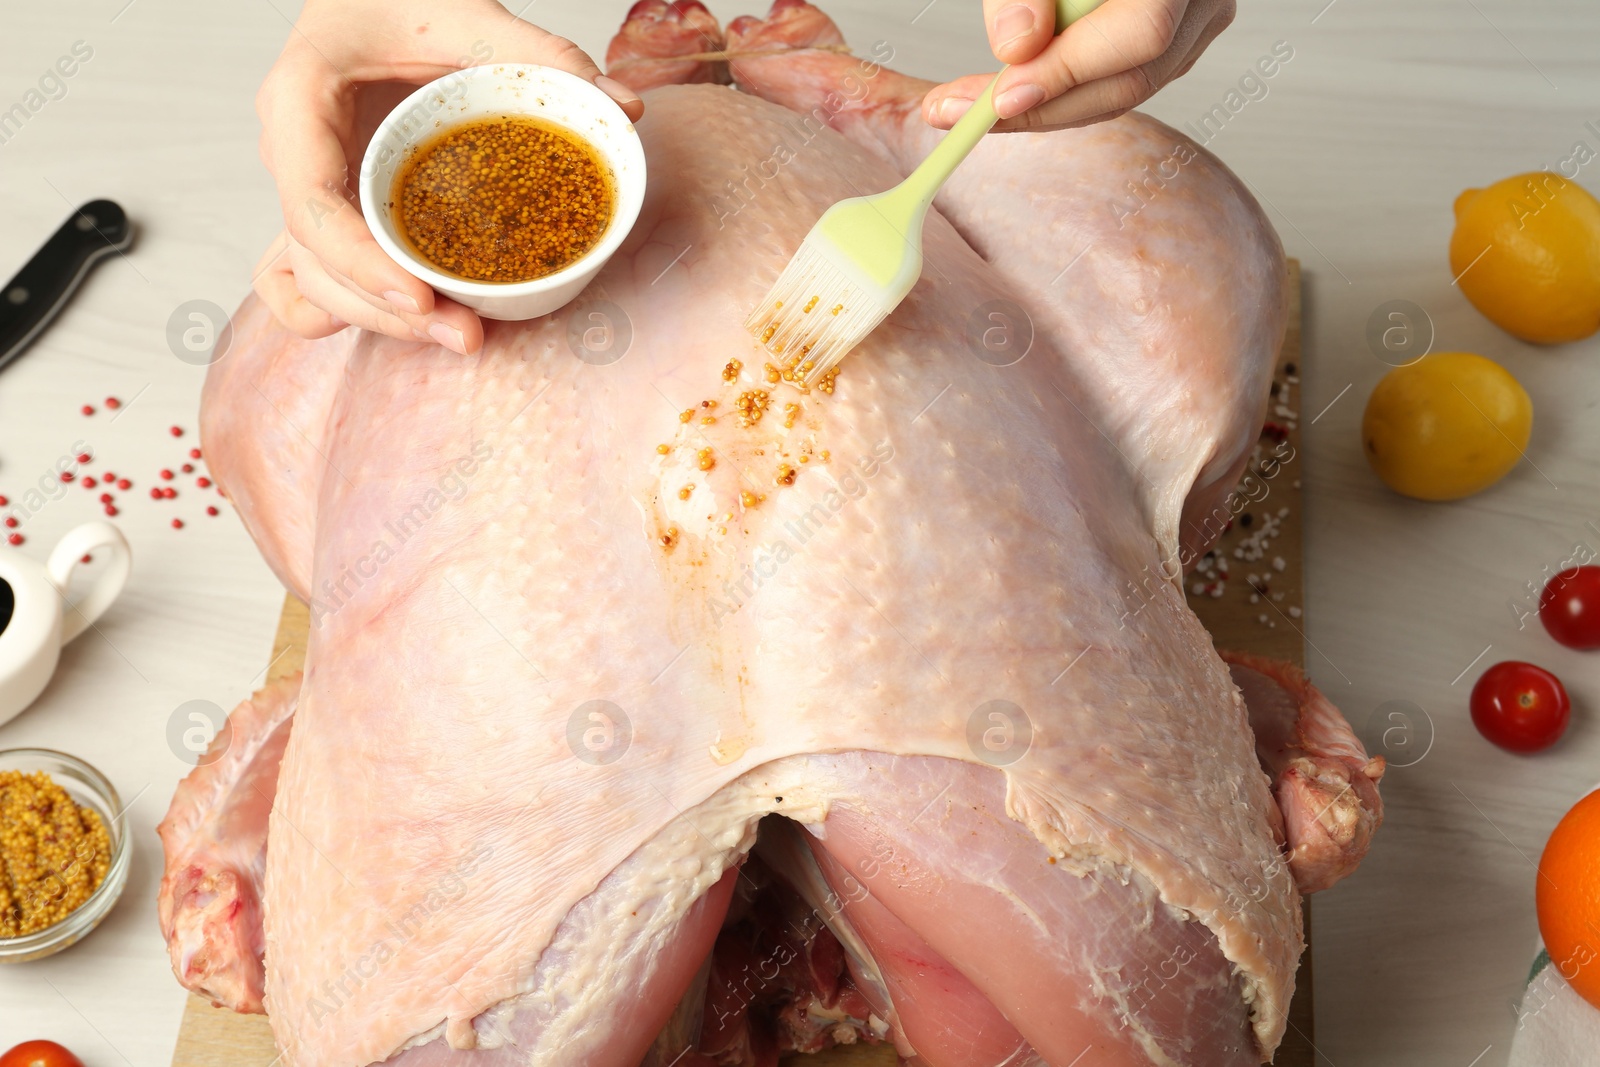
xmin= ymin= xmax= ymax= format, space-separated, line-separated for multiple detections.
xmin=744 ymin=235 xmax=894 ymax=388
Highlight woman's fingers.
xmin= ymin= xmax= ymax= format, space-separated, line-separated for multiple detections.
xmin=989 ymin=0 xmax=1232 ymax=130
xmin=501 ymin=27 xmax=643 ymax=120
xmin=253 ymin=232 xmax=484 ymax=353
xmin=289 ymin=242 xmax=485 ymax=353
xmin=992 ymin=66 xmax=1150 ymax=131
xmin=257 ymin=54 xmax=439 ymax=321
xmin=416 ymin=0 xmax=644 ymax=119
xmin=1171 ymin=0 xmax=1236 ymax=74
xmin=921 ymin=72 xmax=998 ymax=128
xmin=286 ymin=246 xmax=420 ymax=342
xmin=989 ymin=0 xmax=1188 ymax=119
xmin=982 ymin=0 xmax=1059 ymax=64
xmin=924 ymin=0 xmax=1222 ymax=128
xmin=254 ymin=233 xmax=346 ymax=339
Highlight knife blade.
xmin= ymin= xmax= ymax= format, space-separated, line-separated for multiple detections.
xmin=0 ymin=199 xmax=134 ymax=374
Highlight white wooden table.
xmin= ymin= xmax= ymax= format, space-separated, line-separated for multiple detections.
xmin=2 ymin=2 xmax=1596 ymax=1064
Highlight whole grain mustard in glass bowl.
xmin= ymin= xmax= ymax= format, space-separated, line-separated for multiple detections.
xmin=0 ymin=749 xmax=130 ymax=962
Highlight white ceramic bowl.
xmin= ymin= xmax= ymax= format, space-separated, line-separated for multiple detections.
xmin=359 ymin=64 xmax=646 ymax=322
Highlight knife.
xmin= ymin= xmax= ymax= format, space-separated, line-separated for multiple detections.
xmin=0 ymin=199 xmax=134 ymax=374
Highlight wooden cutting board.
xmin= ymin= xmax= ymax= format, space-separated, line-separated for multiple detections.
xmin=172 ymin=263 xmax=1309 ymax=1067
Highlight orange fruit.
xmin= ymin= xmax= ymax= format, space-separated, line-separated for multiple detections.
xmin=1361 ymin=351 xmax=1532 ymax=501
xmin=1537 ymin=789 xmax=1600 ymax=1009
xmin=1450 ymin=173 xmax=1600 ymax=344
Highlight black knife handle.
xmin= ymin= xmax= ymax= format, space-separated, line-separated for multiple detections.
xmin=0 ymin=199 xmax=134 ymax=374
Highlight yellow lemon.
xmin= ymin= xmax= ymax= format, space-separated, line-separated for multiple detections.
xmin=1450 ymin=172 xmax=1600 ymax=344
xmin=1362 ymin=351 xmax=1532 ymax=501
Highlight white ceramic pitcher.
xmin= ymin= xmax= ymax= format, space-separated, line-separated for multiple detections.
xmin=0 ymin=521 xmax=131 ymax=727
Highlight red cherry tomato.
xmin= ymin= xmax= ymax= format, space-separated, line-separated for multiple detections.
xmin=0 ymin=1043 xmax=84 ymax=1067
xmin=1471 ymin=661 xmax=1571 ymax=752
xmin=1540 ymin=566 xmax=1600 ymax=650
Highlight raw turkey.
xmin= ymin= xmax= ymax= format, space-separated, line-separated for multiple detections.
xmin=158 ymin=3 xmax=1384 ymax=1065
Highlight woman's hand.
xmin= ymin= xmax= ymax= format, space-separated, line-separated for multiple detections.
xmin=252 ymin=0 xmax=643 ymax=353
xmin=922 ymin=0 xmax=1235 ymax=133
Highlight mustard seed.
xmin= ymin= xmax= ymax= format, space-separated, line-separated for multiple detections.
xmin=395 ymin=116 xmax=614 ymax=283
xmin=0 ymin=770 xmax=111 ymax=938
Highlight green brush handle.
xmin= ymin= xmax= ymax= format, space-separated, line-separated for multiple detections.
xmin=899 ymin=0 xmax=1106 ymax=198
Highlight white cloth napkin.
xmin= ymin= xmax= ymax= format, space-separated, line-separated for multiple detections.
xmin=1510 ymin=948 xmax=1600 ymax=1066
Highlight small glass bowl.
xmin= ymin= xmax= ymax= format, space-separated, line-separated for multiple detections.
xmin=0 ymin=748 xmax=131 ymax=962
